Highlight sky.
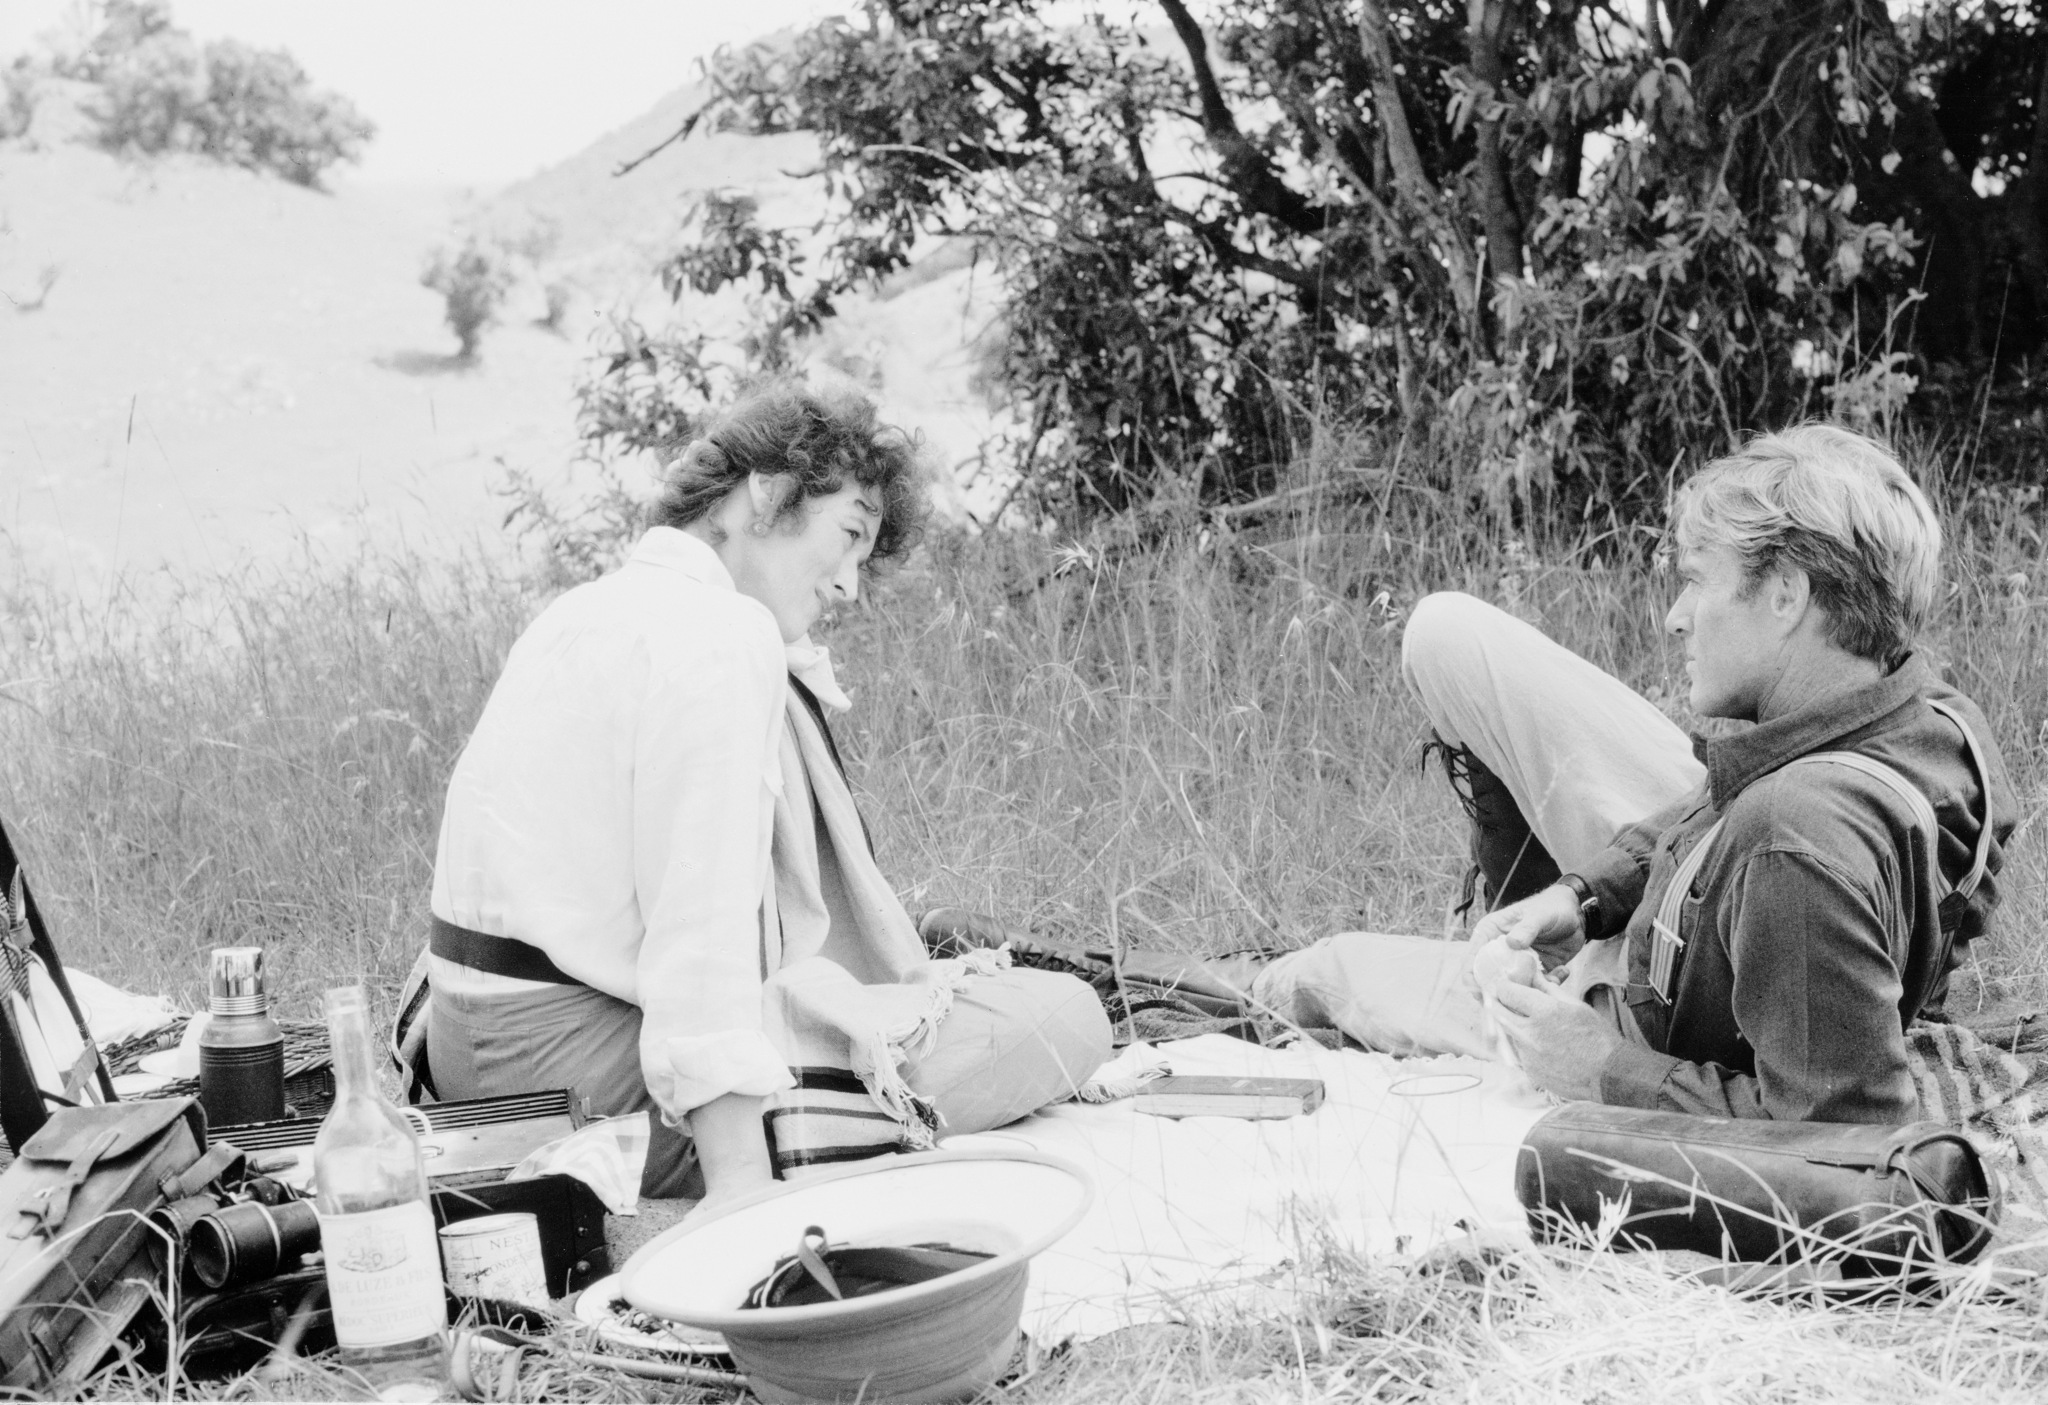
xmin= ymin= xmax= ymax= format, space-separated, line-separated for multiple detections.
xmin=0 ymin=0 xmax=859 ymax=185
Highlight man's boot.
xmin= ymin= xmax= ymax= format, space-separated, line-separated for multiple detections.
xmin=1422 ymin=732 xmax=1560 ymax=918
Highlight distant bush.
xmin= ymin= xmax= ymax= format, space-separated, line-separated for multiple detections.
xmin=1 ymin=59 xmax=41 ymax=141
xmin=540 ymin=280 xmax=572 ymax=333
xmin=188 ymin=39 xmax=373 ymax=187
xmin=80 ymin=1 xmax=372 ymax=187
xmin=420 ymin=235 xmax=516 ymax=360
xmin=418 ymin=213 xmax=564 ymax=356
xmin=91 ymin=22 xmax=203 ymax=152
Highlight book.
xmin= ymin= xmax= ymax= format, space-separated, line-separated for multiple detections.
xmin=1129 ymin=1075 xmax=1326 ymax=1120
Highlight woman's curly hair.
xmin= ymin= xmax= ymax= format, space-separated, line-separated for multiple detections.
xmin=650 ymin=378 xmax=929 ymax=566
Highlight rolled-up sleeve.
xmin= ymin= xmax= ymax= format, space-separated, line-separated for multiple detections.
xmin=632 ymin=615 xmax=796 ymax=1121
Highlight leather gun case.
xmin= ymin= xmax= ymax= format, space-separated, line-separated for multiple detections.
xmin=0 ymin=1097 xmax=206 ymax=1394
xmin=1516 ymin=1102 xmax=1997 ymax=1285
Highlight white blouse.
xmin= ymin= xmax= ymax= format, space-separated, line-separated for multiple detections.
xmin=429 ymin=527 xmax=797 ymax=1119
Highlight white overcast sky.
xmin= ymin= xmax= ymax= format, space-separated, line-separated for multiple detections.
xmin=0 ymin=0 xmax=859 ymax=185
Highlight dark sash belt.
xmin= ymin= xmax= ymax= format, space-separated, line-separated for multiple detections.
xmin=429 ymin=915 xmax=583 ymax=987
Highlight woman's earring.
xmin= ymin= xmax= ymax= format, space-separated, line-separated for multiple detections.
xmin=746 ymin=518 xmax=773 ymax=538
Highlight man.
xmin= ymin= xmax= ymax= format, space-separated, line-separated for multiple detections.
xmin=1245 ymin=423 xmax=2017 ymax=1123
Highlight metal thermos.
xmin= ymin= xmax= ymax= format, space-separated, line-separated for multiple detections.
xmin=198 ymin=946 xmax=285 ymax=1126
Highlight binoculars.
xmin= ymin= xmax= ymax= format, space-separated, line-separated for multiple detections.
xmin=153 ymin=1177 xmax=321 ymax=1292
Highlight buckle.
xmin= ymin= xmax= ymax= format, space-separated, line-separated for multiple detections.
xmin=1649 ymin=916 xmax=1685 ymax=1004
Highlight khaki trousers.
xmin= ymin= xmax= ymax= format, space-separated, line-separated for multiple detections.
xmin=427 ymin=966 xmax=1110 ymax=1198
xmin=1251 ymin=592 xmax=1705 ymax=1057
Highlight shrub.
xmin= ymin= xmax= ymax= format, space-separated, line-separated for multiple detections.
xmin=92 ymin=24 xmax=204 ymax=154
xmin=189 ymin=38 xmax=373 ymax=187
xmin=420 ymin=235 xmax=516 ymax=360
xmin=82 ymin=1 xmax=372 ymax=187
xmin=540 ymin=280 xmax=572 ymax=332
xmin=1 ymin=59 xmax=41 ymax=142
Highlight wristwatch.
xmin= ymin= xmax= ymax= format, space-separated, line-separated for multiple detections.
xmin=1556 ymin=873 xmax=1601 ymax=937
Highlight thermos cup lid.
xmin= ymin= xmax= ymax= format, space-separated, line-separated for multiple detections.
xmin=208 ymin=946 xmax=270 ymax=1015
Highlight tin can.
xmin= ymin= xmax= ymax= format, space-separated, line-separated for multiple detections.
xmin=439 ymin=1212 xmax=548 ymax=1307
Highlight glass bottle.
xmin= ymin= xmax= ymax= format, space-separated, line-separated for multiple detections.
xmin=312 ymin=984 xmax=448 ymax=1401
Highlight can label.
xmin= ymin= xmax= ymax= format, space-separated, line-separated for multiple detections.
xmin=440 ymin=1212 xmax=548 ymax=1307
xmin=319 ymin=1202 xmax=447 ymax=1347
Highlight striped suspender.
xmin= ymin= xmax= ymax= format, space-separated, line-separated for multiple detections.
xmin=1645 ymin=701 xmax=1992 ymax=1005
xmin=1648 ymin=817 xmax=1720 ymax=1004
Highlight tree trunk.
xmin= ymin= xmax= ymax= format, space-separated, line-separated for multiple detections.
xmin=1358 ymin=0 xmax=1481 ymax=332
xmin=1467 ymin=0 xmax=1524 ymax=281
xmin=1539 ymin=0 xmax=1583 ymax=214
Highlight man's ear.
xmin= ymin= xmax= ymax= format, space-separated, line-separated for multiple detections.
xmin=1770 ymin=563 xmax=1814 ymax=633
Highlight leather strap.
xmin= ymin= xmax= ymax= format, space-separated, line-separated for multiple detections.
xmin=428 ymin=916 xmax=583 ymax=986
xmin=160 ymin=1142 xmax=247 ymax=1202
xmin=12 ymin=1126 xmax=120 ymax=1240
xmin=794 ymin=1226 xmax=846 ymax=1300
xmin=1927 ymin=698 xmax=1995 ymax=903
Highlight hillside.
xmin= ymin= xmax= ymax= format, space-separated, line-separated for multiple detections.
xmin=484 ymin=73 xmax=1006 ymax=518
xmin=0 ymin=70 xmax=1000 ymax=591
xmin=0 ymin=138 xmax=587 ymax=586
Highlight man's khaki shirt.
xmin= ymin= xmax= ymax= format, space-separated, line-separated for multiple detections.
xmin=1576 ymin=655 xmax=2018 ymax=1123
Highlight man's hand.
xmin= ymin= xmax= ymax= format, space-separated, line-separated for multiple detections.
xmin=1469 ymin=883 xmax=1583 ymax=955
xmin=1491 ymin=980 xmax=1622 ymax=1101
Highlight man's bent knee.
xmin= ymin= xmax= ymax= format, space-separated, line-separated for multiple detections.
xmin=1401 ymin=592 xmax=1517 ymax=734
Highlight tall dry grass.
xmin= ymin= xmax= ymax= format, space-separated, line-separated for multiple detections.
xmin=1 ymin=466 xmax=2045 ymax=1402
xmin=838 ymin=485 xmax=2048 ymax=1008
xmin=0 ymin=548 xmax=533 ymax=1017
xmin=0 ymin=477 xmax=2042 ymax=1015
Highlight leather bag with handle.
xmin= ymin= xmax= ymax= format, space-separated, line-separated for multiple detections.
xmin=1516 ymin=1102 xmax=1997 ymax=1283
xmin=0 ymin=1097 xmax=207 ymax=1393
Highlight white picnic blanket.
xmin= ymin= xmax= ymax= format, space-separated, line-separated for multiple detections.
xmin=949 ymin=1033 xmax=1552 ymax=1342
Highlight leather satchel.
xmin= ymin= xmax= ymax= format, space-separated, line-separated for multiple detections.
xmin=1516 ymin=1102 xmax=1997 ymax=1283
xmin=0 ymin=1097 xmax=207 ymax=1393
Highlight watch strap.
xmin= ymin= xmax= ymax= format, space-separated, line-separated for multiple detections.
xmin=1557 ymin=873 xmax=1601 ymax=937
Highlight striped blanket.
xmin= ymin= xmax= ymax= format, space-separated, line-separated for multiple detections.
xmin=1907 ymin=1020 xmax=2048 ymax=1227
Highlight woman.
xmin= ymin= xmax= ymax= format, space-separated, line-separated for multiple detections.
xmin=421 ymin=380 xmax=1111 ymax=1207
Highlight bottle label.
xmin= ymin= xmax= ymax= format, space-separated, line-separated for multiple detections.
xmin=319 ymin=1202 xmax=448 ymax=1347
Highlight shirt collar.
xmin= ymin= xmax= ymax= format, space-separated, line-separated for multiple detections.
xmin=786 ymin=636 xmax=852 ymax=712
xmin=1697 ymin=652 xmax=1931 ymax=807
xmin=629 ymin=526 xmax=737 ymax=591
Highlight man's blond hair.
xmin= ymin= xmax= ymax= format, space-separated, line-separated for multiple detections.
xmin=1671 ymin=423 xmax=1941 ymax=666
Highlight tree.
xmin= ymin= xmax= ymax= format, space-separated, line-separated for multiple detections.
xmin=191 ymin=38 xmax=374 ymax=187
xmin=420 ymin=235 xmax=516 ymax=360
xmin=586 ymin=1 xmax=2048 ymax=526
xmin=78 ymin=1 xmax=373 ymax=187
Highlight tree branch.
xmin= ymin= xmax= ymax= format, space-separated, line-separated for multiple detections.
xmin=613 ymin=104 xmax=705 ymax=178
xmin=1156 ymin=0 xmax=1329 ymax=236
xmin=1356 ymin=0 xmax=1435 ymax=201
xmin=1358 ymin=0 xmax=1481 ymax=327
